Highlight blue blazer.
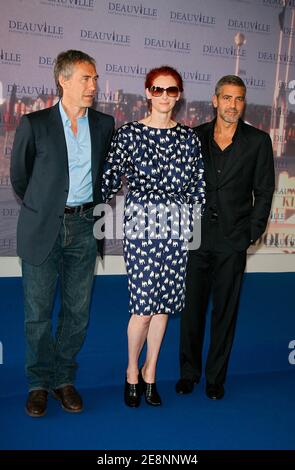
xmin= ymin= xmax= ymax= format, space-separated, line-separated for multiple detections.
xmin=10 ymin=102 xmax=114 ymax=265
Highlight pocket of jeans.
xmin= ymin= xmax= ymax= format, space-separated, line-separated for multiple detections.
xmin=82 ymin=209 xmax=95 ymax=222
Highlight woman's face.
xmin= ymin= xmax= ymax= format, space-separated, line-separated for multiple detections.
xmin=146 ymin=74 xmax=180 ymax=114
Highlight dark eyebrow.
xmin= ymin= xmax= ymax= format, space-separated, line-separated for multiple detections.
xmin=223 ymin=94 xmax=245 ymax=99
xmin=82 ymin=74 xmax=99 ymax=79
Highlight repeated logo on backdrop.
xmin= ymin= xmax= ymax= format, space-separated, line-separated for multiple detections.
xmin=8 ymin=19 xmax=64 ymax=38
xmin=107 ymin=2 xmax=158 ymax=19
xmin=169 ymin=10 xmax=216 ymax=27
xmin=80 ymin=28 xmax=131 ymax=46
xmin=144 ymin=37 xmax=191 ymax=54
xmin=40 ymin=0 xmax=95 ymax=10
xmin=202 ymin=43 xmax=246 ymax=59
xmin=0 ymin=49 xmax=22 ymax=66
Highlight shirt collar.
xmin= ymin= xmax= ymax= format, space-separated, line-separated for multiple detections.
xmin=232 ymin=119 xmax=241 ymax=142
xmin=59 ymin=100 xmax=88 ymax=127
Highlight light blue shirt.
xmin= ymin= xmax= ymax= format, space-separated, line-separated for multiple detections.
xmin=59 ymin=100 xmax=92 ymax=206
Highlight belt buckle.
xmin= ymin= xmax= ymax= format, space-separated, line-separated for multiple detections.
xmin=65 ymin=205 xmax=80 ymax=214
xmin=65 ymin=203 xmax=92 ymax=214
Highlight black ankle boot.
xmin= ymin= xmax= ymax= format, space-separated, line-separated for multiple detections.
xmin=139 ymin=369 xmax=162 ymax=406
xmin=124 ymin=378 xmax=142 ymax=407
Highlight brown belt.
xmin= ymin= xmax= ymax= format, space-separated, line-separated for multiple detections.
xmin=64 ymin=202 xmax=94 ymax=214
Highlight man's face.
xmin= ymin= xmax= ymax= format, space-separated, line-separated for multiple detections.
xmin=60 ymin=61 xmax=98 ymax=109
xmin=212 ymin=84 xmax=246 ymax=124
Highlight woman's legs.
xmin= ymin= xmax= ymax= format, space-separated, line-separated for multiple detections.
xmin=126 ymin=313 xmax=169 ymax=384
xmin=142 ymin=314 xmax=168 ymax=383
xmin=126 ymin=314 xmax=151 ymax=383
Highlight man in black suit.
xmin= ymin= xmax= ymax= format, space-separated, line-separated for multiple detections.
xmin=11 ymin=50 xmax=114 ymax=416
xmin=176 ymin=75 xmax=275 ymax=399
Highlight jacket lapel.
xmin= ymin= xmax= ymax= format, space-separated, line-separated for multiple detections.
xmin=48 ymin=103 xmax=68 ymax=174
xmin=218 ymin=119 xmax=248 ymax=186
xmin=199 ymin=120 xmax=218 ymax=187
xmin=88 ymin=108 xmax=102 ymax=189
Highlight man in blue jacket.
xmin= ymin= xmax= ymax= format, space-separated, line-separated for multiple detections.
xmin=11 ymin=50 xmax=114 ymax=417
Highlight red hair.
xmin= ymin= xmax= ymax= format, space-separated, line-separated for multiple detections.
xmin=145 ymin=66 xmax=183 ymax=92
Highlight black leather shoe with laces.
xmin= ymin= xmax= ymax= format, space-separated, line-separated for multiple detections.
xmin=124 ymin=378 xmax=142 ymax=407
xmin=139 ymin=369 xmax=162 ymax=406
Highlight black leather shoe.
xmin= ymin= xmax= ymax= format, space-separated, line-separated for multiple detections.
xmin=175 ymin=378 xmax=196 ymax=394
xmin=52 ymin=385 xmax=83 ymax=412
xmin=206 ymin=383 xmax=224 ymax=400
xmin=25 ymin=390 xmax=48 ymax=417
xmin=139 ymin=369 xmax=162 ymax=406
xmin=124 ymin=378 xmax=142 ymax=407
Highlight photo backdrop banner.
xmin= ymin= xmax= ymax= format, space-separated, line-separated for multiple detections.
xmin=0 ymin=0 xmax=294 ymax=256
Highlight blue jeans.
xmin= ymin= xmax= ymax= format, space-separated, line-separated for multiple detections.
xmin=22 ymin=208 xmax=97 ymax=391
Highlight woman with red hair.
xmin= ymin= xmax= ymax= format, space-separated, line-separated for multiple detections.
xmin=103 ymin=66 xmax=205 ymax=407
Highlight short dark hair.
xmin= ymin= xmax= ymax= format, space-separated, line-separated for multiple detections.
xmin=215 ymin=75 xmax=246 ymax=96
xmin=145 ymin=65 xmax=183 ymax=92
xmin=54 ymin=49 xmax=96 ymax=97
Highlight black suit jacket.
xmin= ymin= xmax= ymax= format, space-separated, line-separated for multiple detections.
xmin=10 ymin=102 xmax=114 ymax=265
xmin=195 ymin=119 xmax=275 ymax=251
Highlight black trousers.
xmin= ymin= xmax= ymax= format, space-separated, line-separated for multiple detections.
xmin=179 ymin=220 xmax=247 ymax=385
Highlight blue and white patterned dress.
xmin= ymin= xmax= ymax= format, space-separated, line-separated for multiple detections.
xmin=102 ymin=122 xmax=205 ymax=316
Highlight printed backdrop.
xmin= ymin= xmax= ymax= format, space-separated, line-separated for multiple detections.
xmin=0 ymin=0 xmax=294 ymax=255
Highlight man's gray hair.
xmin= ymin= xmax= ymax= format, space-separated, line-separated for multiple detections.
xmin=54 ymin=49 xmax=96 ymax=97
xmin=215 ymin=75 xmax=246 ymax=96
